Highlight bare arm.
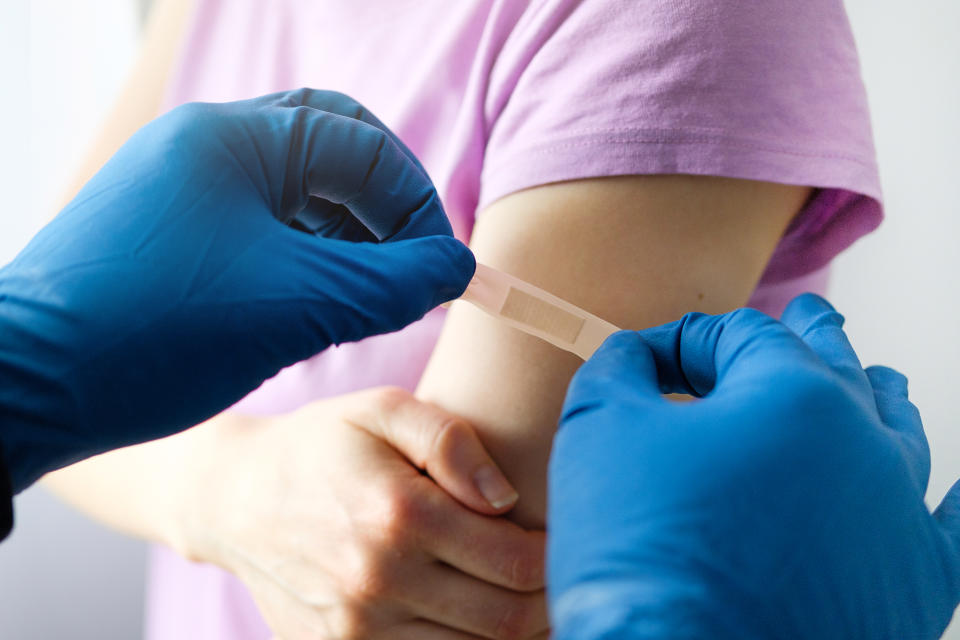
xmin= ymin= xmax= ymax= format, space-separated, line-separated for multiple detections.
xmin=57 ymin=0 xmax=194 ymax=206
xmin=416 ymin=175 xmax=811 ymax=528
xmin=42 ymin=0 xmax=195 ymax=535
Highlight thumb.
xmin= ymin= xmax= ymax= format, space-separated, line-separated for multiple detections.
xmin=561 ymin=331 xmax=665 ymax=424
xmin=352 ymin=235 xmax=476 ymax=334
xmin=934 ymin=478 xmax=960 ymax=549
xmin=288 ymin=232 xmax=476 ymax=346
xmin=866 ymin=365 xmax=930 ymax=495
xmin=638 ymin=308 xmax=817 ymax=397
xmin=934 ymin=478 xmax=960 ymax=598
xmin=346 ymin=388 xmax=519 ymax=515
xmin=781 ymin=293 xmax=872 ymax=396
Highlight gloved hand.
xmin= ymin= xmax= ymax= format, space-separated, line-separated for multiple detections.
xmin=0 ymin=89 xmax=475 ymax=492
xmin=548 ymin=294 xmax=960 ymax=640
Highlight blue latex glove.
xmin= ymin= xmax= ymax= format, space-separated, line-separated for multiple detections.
xmin=548 ymin=294 xmax=960 ymax=640
xmin=0 ymin=89 xmax=475 ymax=492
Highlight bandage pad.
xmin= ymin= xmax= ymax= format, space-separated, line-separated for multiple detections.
xmin=453 ymin=263 xmax=621 ymax=360
xmin=500 ymin=288 xmax=586 ymax=343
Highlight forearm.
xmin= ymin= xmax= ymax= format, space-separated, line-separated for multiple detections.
xmin=38 ymin=0 xmax=199 ymax=543
xmin=416 ymin=176 xmax=809 ymax=528
xmin=42 ymin=416 xmax=228 ymax=555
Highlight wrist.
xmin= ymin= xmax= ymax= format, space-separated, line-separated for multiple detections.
xmin=0 ymin=409 xmax=72 ymax=494
xmin=165 ymin=412 xmax=260 ymax=568
xmin=0 ymin=301 xmax=79 ymax=492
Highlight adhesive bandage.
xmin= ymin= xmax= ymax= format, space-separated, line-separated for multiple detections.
xmin=452 ymin=263 xmax=622 ymax=360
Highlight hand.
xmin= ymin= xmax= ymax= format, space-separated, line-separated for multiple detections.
xmin=0 ymin=89 xmax=475 ymax=491
xmin=178 ymin=387 xmax=549 ymax=640
xmin=548 ymin=294 xmax=960 ymax=640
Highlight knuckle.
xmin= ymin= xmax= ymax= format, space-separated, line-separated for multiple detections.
xmin=372 ymin=483 xmax=424 ymax=548
xmin=302 ymin=87 xmax=355 ymax=107
xmin=493 ymin=600 xmax=536 ymax=640
xmin=163 ymin=102 xmax=212 ymax=135
xmin=329 ymin=601 xmax=375 ymax=640
xmin=502 ymin=547 xmax=544 ymax=591
xmin=289 ymin=86 xmax=315 ymax=100
xmin=799 ymin=372 xmax=850 ymax=408
xmin=280 ymin=87 xmax=308 ymax=104
xmin=727 ymin=307 xmax=769 ymax=326
xmin=429 ymin=418 xmax=472 ymax=460
xmin=168 ymin=100 xmax=206 ymax=120
xmin=330 ymin=89 xmax=362 ymax=112
xmin=342 ymin=553 xmax=395 ymax=604
xmin=369 ymin=386 xmax=414 ymax=417
xmin=766 ymin=367 xmax=842 ymax=410
xmin=361 ymin=126 xmax=390 ymax=158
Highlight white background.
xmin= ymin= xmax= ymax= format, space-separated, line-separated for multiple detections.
xmin=0 ymin=1 xmax=958 ymax=638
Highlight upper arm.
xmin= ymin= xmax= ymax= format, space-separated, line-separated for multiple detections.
xmin=415 ymin=175 xmax=810 ymax=528
xmin=59 ymin=0 xmax=194 ymax=208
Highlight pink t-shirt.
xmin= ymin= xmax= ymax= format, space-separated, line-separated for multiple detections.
xmin=146 ymin=1 xmax=882 ymax=637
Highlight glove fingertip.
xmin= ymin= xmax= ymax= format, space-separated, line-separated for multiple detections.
xmin=866 ymin=365 xmax=909 ymax=398
xmin=782 ymin=292 xmax=844 ymax=333
xmin=785 ymin=292 xmax=837 ymax=315
xmin=594 ymin=330 xmax=647 ymax=356
xmin=563 ymin=331 xmax=661 ymax=416
xmin=934 ymin=478 xmax=960 ymax=552
xmin=374 ymin=236 xmax=475 ymax=312
xmin=582 ymin=331 xmax=651 ymax=377
xmin=423 ymin=236 xmax=476 ymax=304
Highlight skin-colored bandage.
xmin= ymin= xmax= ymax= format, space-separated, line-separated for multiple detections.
xmin=452 ymin=264 xmax=622 ymax=360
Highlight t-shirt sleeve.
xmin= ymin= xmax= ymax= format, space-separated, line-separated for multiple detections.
xmin=479 ymin=0 xmax=882 ymax=284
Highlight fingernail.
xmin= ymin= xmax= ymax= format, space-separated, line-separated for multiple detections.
xmin=473 ymin=465 xmax=519 ymax=509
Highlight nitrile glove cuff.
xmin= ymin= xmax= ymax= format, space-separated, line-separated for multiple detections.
xmin=0 ymin=290 xmax=102 ymax=492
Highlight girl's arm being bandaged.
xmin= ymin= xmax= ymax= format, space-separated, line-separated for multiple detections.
xmin=416 ymin=175 xmax=810 ymax=528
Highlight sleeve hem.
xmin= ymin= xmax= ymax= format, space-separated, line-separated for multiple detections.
xmin=477 ymin=130 xmax=883 ymax=283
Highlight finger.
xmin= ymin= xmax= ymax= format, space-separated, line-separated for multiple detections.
xmin=416 ymin=493 xmax=546 ymax=592
xmin=934 ymin=479 xmax=960 ymax=565
xmin=350 ymin=388 xmax=519 ymax=514
xmin=338 ymin=236 xmax=475 ymax=330
xmin=781 ymin=293 xmax=872 ymax=395
xmin=400 ymin=564 xmax=548 ymax=639
xmin=392 ymin=623 xmax=551 ymax=640
xmin=866 ymin=365 xmax=931 ymax=494
xmin=561 ymin=331 xmax=665 ymax=423
xmin=273 ymin=88 xmax=453 ymax=240
xmin=274 ymin=88 xmax=429 ymax=177
xmin=205 ymin=230 xmax=474 ymax=371
xmin=638 ymin=308 xmax=816 ymax=397
xmin=389 ymin=621 xmax=490 ymax=640
xmin=290 ymin=198 xmax=378 ymax=242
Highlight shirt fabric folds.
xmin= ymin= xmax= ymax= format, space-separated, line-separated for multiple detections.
xmin=145 ymin=1 xmax=882 ymax=637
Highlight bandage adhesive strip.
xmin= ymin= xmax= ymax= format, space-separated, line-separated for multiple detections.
xmin=451 ymin=263 xmax=622 ymax=360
